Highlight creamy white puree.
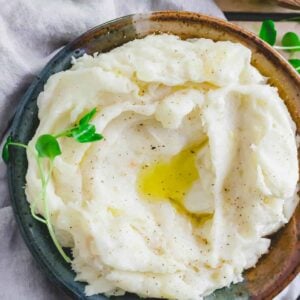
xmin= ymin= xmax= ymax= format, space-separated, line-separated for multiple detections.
xmin=26 ymin=35 xmax=299 ymax=299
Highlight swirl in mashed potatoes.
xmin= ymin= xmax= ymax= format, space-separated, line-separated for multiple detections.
xmin=26 ymin=34 xmax=299 ymax=299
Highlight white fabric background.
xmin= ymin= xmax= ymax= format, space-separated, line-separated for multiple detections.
xmin=0 ymin=0 xmax=298 ymax=299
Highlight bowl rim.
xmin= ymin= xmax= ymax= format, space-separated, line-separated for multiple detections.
xmin=7 ymin=11 xmax=300 ymax=300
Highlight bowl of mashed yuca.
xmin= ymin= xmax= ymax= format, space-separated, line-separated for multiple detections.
xmin=6 ymin=11 xmax=300 ymax=300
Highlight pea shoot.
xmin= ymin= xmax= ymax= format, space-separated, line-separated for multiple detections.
xmin=2 ymin=108 xmax=103 ymax=263
xmin=259 ymin=20 xmax=300 ymax=73
xmin=259 ymin=20 xmax=277 ymax=46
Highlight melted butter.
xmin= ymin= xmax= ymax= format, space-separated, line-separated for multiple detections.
xmin=131 ymin=72 xmax=149 ymax=96
xmin=131 ymin=74 xmax=217 ymax=98
xmin=172 ymin=81 xmax=219 ymax=93
xmin=137 ymin=138 xmax=212 ymax=226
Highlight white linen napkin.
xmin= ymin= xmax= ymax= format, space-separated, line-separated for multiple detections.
xmin=0 ymin=1 xmax=298 ymax=299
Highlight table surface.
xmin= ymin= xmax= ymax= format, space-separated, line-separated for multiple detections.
xmin=216 ymin=0 xmax=298 ymax=13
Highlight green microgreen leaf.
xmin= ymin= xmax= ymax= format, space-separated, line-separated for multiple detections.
xmin=2 ymin=136 xmax=27 ymax=163
xmin=281 ymin=32 xmax=300 ymax=52
xmin=2 ymin=136 xmax=12 ymax=162
xmin=85 ymin=133 xmax=103 ymax=142
xmin=289 ymin=59 xmax=300 ymax=73
xmin=35 ymin=135 xmax=61 ymax=159
xmin=71 ymin=124 xmax=103 ymax=143
xmin=79 ymin=108 xmax=97 ymax=125
xmin=259 ymin=20 xmax=277 ymax=46
xmin=71 ymin=123 xmax=95 ymax=141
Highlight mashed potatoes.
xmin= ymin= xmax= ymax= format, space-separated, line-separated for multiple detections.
xmin=25 ymin=35 xmax=299 ymax=299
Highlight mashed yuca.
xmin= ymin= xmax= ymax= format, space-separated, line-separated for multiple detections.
xmin=26 ymin=35 xmax=299 ymax=299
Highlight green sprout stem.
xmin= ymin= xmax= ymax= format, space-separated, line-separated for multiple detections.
xmin=38 ymin=157 xmax=71 ymax=263
xmin=54 ymin=128 xmax=75 ymax=139
xmin=9 ymin=142 xmax=27 ymax=149
xmin=273 ymin=45 xmax=300 ymax=50
xmin=30 ymin=205 xmax=46 ymax=223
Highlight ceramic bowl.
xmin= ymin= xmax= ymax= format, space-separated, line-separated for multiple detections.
xmin=7 ymin=11 xmax=300 ymax=300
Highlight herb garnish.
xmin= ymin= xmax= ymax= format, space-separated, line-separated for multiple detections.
xmin=281 ymin=32 xmax=300 ymax=51
xmin=259 ymin=20 xmax=300 ymax=73
xmin=2 ymin=108 xmax=103 ymax=262
xmin=259 ymin=20 xmax=277 ymax=46
xmin=289 ymin=59 xmax=300 ymax=71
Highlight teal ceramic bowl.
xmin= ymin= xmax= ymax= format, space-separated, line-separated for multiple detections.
xmin=7 ymin=12 xmax=300 ymax=300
